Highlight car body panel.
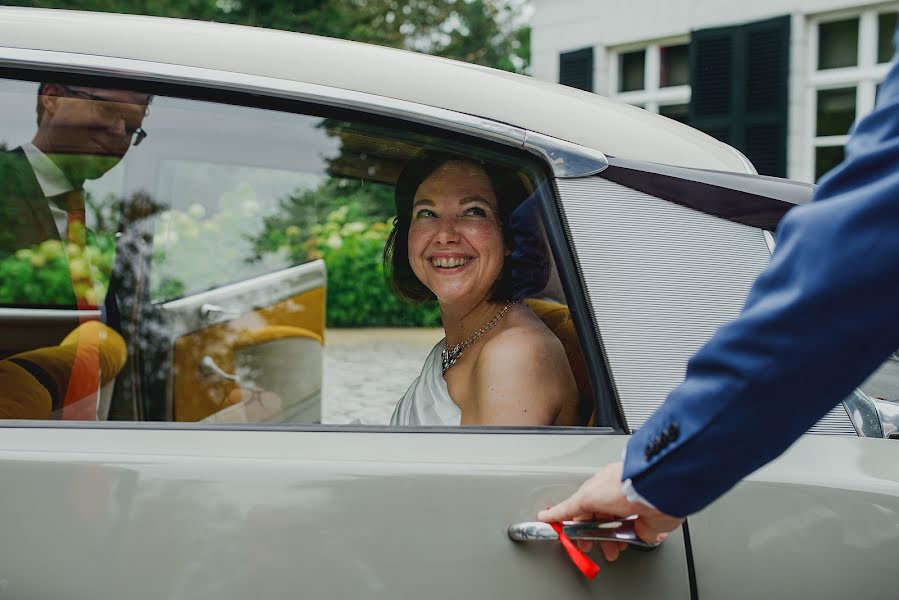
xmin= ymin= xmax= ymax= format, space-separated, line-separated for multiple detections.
xmin=0 ymin=427 xmax=693 ymax=600
xmin=0 ymin=7 xmax=750 ymax=172
xmin=689 ymin=435 xmax=899 ymax=598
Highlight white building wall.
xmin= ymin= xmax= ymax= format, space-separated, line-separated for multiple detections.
xmin=532 ymin=0 xmax=897 ymax=181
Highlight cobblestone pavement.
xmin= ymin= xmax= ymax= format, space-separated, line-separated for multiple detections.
xmin=322 ymin=328 xmax=444 ymax=424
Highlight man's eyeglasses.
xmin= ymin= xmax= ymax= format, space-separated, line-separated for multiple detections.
xmin=58 ymin=85 xmax=150 ymax=146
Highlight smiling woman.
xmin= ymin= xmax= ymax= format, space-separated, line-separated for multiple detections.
xmin=385 ymin=151 xmax=581 ymax=426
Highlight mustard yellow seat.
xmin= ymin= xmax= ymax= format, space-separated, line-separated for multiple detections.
xmin=0 ymin=321 xmax=127 ymax=420
xmin=524 ymin=298 xmax=595 ymax=426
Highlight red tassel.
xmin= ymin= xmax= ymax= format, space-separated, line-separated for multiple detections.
xmin=549 ymin=522 xmax=600 ymax=580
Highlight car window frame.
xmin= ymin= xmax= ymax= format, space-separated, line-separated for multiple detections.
xmin=0 ymin=54 xmax=624 ymax=434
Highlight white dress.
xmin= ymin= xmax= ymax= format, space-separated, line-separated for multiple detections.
xmin=390 ymin=339 xmax=462 ymax=426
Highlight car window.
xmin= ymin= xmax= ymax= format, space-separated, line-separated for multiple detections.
xmin=0 ymin=76 xmax=595 ymax=428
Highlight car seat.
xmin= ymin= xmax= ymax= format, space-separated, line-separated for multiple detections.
xmin=524 ymin=298 xmax=595 ymax=426
xmin=0 ymin=320 xmax=127 ymax=420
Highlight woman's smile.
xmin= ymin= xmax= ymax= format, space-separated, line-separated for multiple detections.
xmin=429 ymin=254 xmax=475 ymax=271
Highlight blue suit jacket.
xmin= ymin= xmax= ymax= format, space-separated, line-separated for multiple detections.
xmin=623 ymin=41 xmax=899 ymax=517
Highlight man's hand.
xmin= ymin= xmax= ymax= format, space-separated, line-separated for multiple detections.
xmin=537 ymin=462 xmax=685 ymax=562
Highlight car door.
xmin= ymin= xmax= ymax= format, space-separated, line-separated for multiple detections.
xmin=0 ymin=59 xmax=695 ymax=600
xmin=560 ymin=157 xmax=899 ymax=597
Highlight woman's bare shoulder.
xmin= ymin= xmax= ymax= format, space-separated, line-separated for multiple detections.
xmin=477 ymin=311 xmax=568 ymax=375
xmin=463 ymin=310 xmax=573 ymax=425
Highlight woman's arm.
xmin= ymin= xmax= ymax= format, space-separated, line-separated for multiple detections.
xmin=461 ymin=329 xmax=575 ymax=426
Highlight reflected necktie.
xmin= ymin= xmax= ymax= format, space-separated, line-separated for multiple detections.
xmin=55 ymin=189 xmax=102 ymax=419
xmin=56 ymin=189 xmax=96 ymax=310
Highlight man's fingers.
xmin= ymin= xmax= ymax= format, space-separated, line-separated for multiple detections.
xmin=599 ymin=540 xmax=620 ymax=562
xmin=634 ymin=516 xmax=682 ymax=544
xmin=537 ymin=493 xmax=584 ymax=523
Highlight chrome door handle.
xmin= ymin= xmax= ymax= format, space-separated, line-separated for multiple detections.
xmin=508 ymin=516 xmax=660 ymax=549
xmin=199 ymin=303 xmax=241 ymax=321
xmin=199 ymin=355 xmax=239 ymax=382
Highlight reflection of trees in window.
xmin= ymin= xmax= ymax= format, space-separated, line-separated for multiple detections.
xmin=253 ymin=176 xmax=440 ymax=328
xmin=252 ymin=119 xmax=446 ymax=327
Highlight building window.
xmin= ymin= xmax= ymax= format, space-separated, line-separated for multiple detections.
xmin=816 ymin=87 xmax=856 ymax=136
xmin=611 ymin=38 xmax=691 ymax=119
xmin=660 ymin=44 xmax=689 ymax=87
xmin=809 ymin=7 xmax=897 ymax=181
xmin=879 ymin=12 xmax=898 ymax=63
xmin=619 ymin=50 xmax=646 ymax=92
xmin=818 ymin=17 xmax=859 ymax=69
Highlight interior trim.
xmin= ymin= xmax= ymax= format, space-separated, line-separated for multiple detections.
xmin=601 ymin=158 xmax=814 ymax=230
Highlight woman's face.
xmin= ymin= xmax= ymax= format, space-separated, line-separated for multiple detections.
xmin=407 ymin=160 xmax=506 ymax=308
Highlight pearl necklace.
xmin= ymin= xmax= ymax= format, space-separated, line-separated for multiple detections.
xmin=441 ymin=300 xmax=517 ymax=374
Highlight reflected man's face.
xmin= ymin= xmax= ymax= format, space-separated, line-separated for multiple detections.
xmin=37 ymin=84 xmax=150 ymax=181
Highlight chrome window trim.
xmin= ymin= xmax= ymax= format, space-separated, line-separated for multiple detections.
xmin=0 ymin=47 xmax=608 ymax=179
xmin=727 ymin=145 xmax=758 ymax=175
xmin=0 ymin=307 xmax=101 ymax=321
xmin=763 ymin=231 xmax=776 ymax=254
xmin=523 ymin=131 xmax=609 ymax=178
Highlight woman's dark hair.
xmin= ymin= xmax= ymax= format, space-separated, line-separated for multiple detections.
xmin=383 ymin=150 xmax=550 ymax=303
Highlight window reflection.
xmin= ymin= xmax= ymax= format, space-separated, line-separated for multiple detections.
xmin=0 ymin=77 xmax=585 ymax=428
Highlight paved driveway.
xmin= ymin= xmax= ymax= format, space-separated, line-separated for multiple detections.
xmin=322 ymin=328 xmax=444 ymax=424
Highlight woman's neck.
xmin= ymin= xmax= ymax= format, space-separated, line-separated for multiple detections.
xmin=440 ymin=297 xmax=506 ymax=347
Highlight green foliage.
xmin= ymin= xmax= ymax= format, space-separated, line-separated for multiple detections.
xmin=253 ymin=178 xmax=394 ymax=264
xmin=253 ymin=176 xmax=439 ymax=327
xmin=150 ymin=182 xmax=286 ymax=302
xmin=0 ymin=235 xmax=115 ymax=306
xmin=8 ymin=0 xmax=530 ymax=73
xmin=311 ymin=206 xmax=441 ymax=327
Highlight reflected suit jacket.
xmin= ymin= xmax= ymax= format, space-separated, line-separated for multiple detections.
xmin=0 ymin=148 xmax=60 ymax=260
xmin=623 ymin=39 xmax=899 ymax=517
xmin=0 ymin=148 xmax=120 ymax=328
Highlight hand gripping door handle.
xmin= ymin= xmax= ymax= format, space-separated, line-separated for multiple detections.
xmin=508 ymin=515 xmax=660 ymax=549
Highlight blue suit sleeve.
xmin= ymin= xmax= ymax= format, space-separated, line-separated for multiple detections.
xmin=622 ymin=50 xmax=899 ymax=517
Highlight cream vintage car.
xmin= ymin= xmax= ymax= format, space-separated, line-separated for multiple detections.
xmin=0 ymin=7 xmax=896 ymax=600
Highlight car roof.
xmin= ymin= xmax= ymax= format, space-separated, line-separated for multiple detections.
xmin=0 ymin=7 xmax=750 ymax=172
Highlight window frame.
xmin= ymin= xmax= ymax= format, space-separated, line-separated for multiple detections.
xmin=0 ymin=53 xmax=621 ymax=433
xmin=805 ymin=5 xmax=897 ymax=182
xmin=609 ymin=36 xmax=691 ymax=118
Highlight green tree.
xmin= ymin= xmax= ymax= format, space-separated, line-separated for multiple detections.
xmin=7 ymin=0 xmax=530 ymax=72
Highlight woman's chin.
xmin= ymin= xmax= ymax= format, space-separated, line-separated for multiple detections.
xmin=431 ymin=287 xmax=492 ymax=310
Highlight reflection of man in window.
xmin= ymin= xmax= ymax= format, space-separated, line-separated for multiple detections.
xmin=0 ymin=83 xmax=150 ymax=307
xmin=0 ymin=84 xmax=148 ymax=420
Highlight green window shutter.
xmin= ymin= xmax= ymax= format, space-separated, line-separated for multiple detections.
xmin=559 ymin=47 xmax=594 ymax=92
xmin=689 ymin=16 xmax=789 ymax=177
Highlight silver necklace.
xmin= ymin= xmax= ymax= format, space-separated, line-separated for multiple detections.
xmin=441 ymin=300 xmax=517 ymax=374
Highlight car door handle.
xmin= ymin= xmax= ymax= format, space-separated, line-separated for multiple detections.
xmin=508 ymin=516 xmax=660 ymax=549
xmin=198 ymin=355 xmax=239 ymax=382
xmin=199 ymin=303 xmax=241 ymax=321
